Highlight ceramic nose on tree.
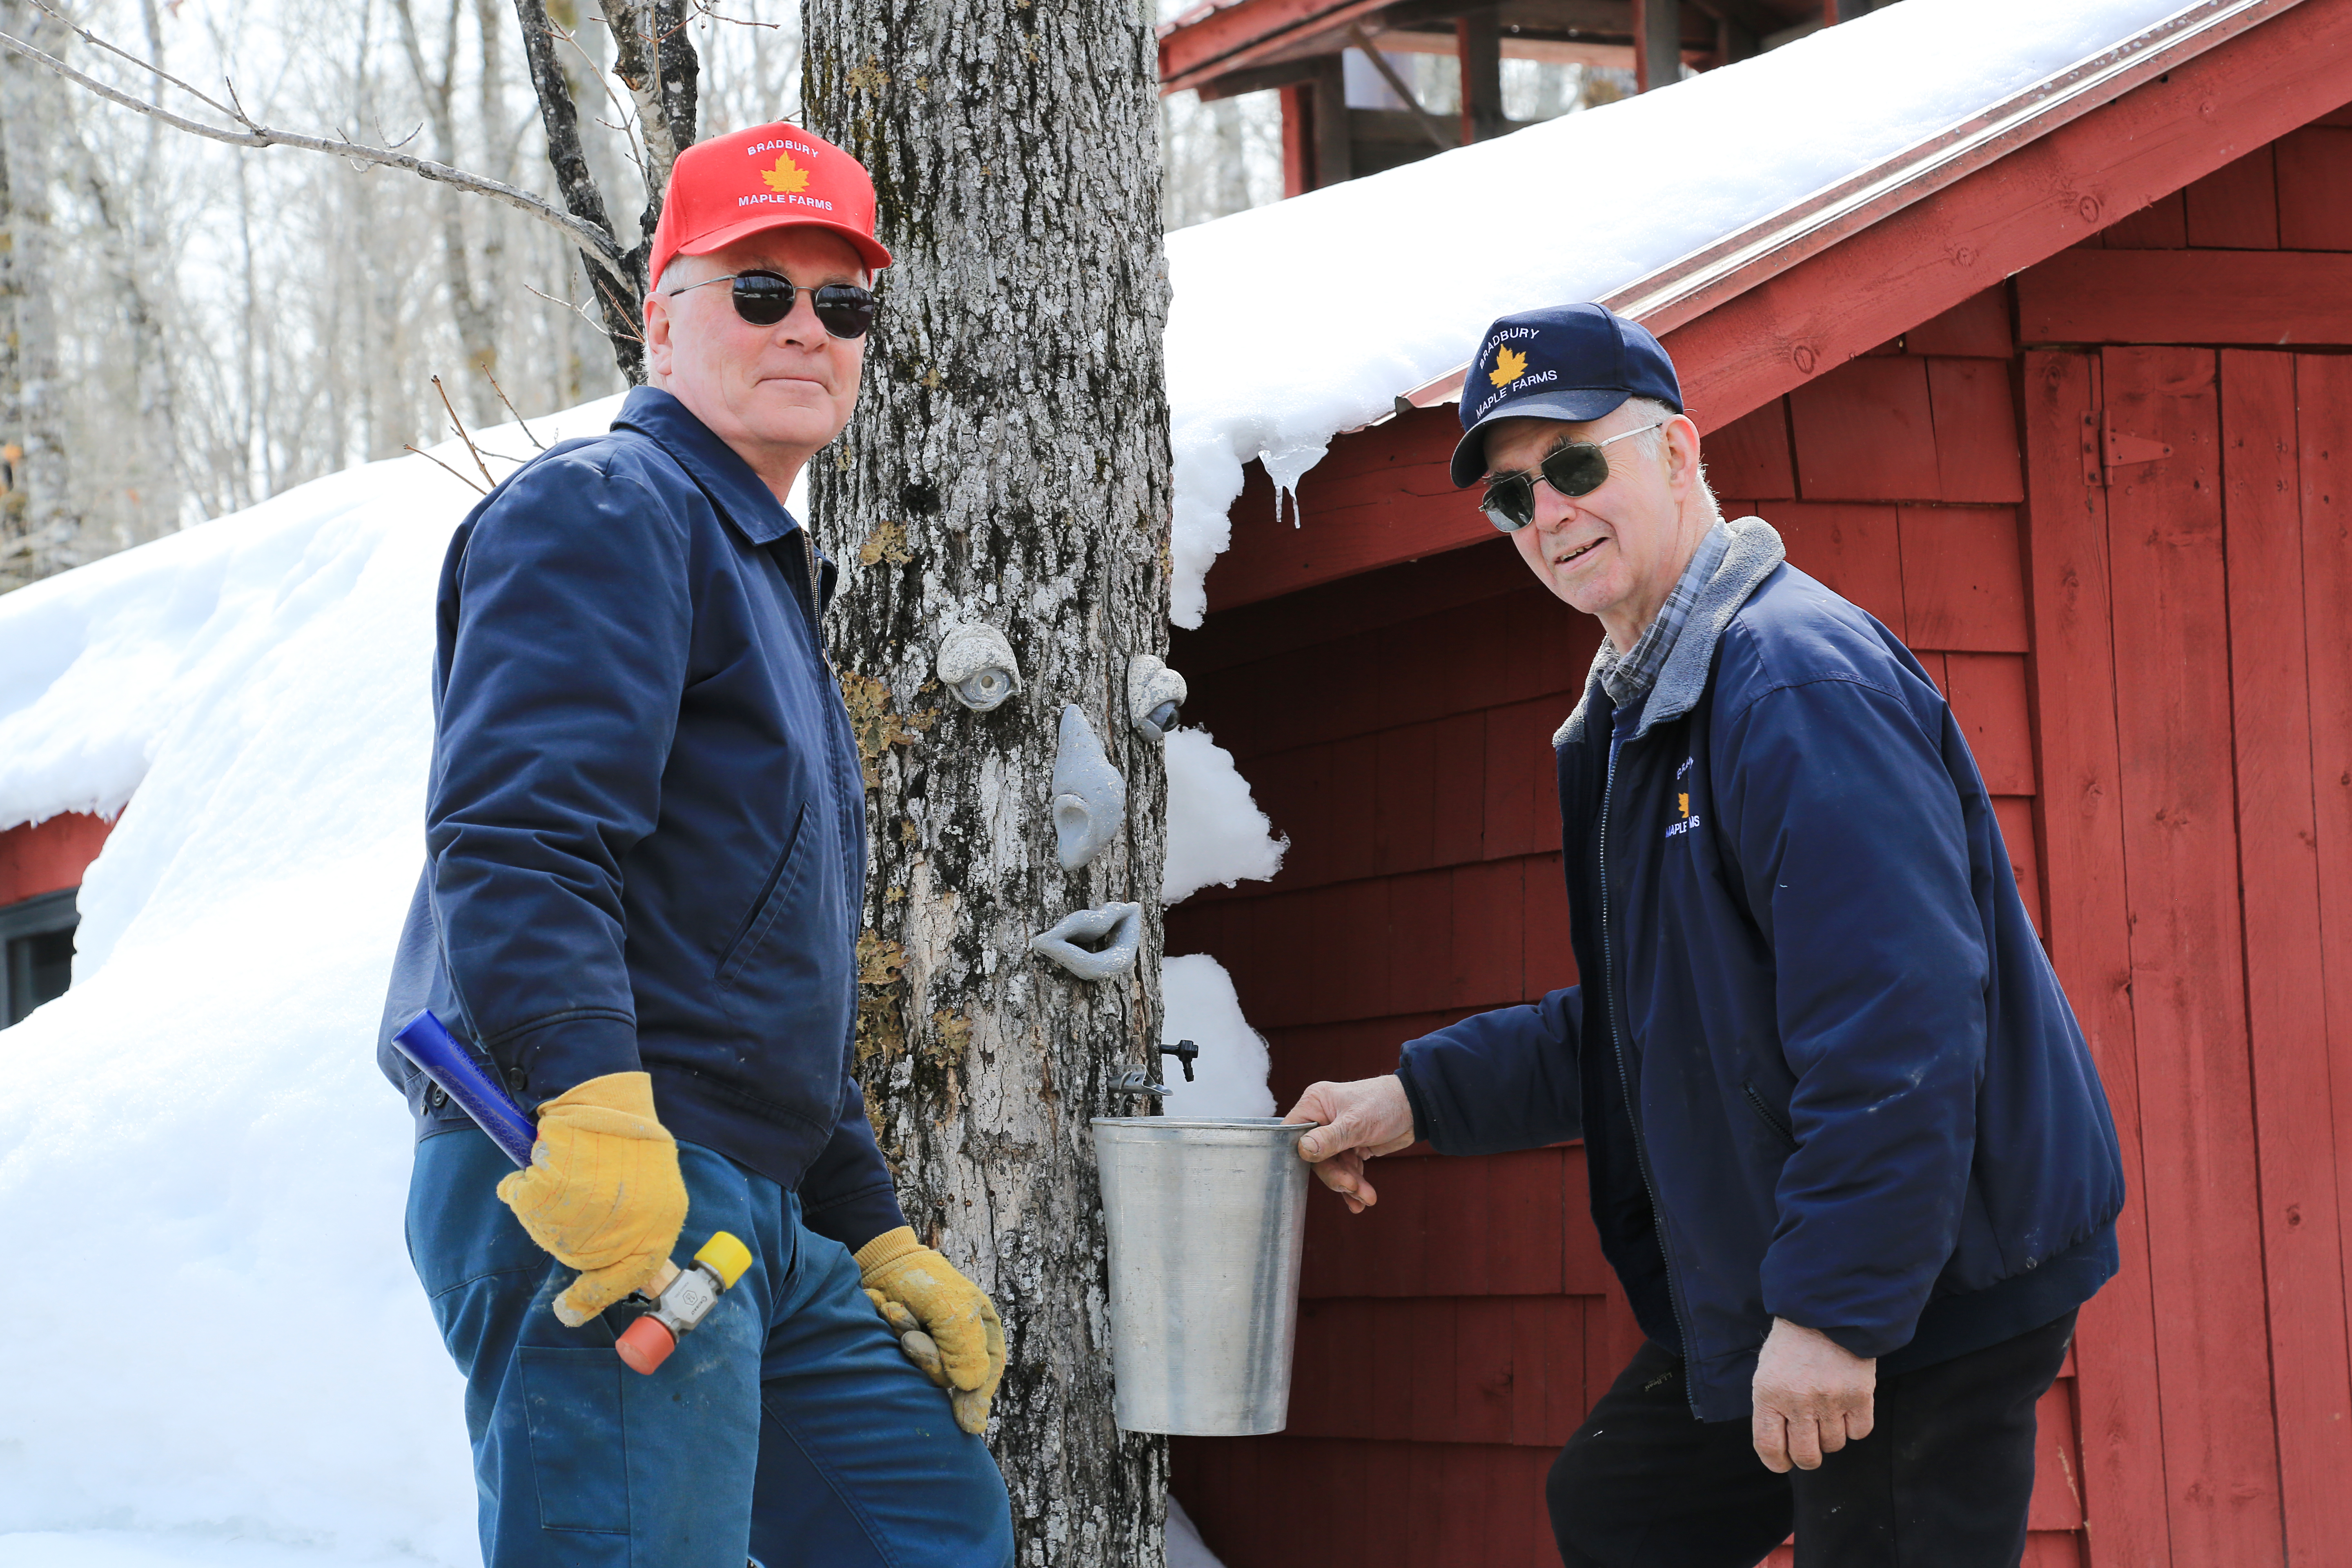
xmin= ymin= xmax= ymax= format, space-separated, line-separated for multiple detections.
xmin=1051 ymin=705 xmax=1126 ymax=870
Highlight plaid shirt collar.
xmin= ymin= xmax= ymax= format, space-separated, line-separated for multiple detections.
xmin=1597 ymin=521 xmax=1733 ymax=710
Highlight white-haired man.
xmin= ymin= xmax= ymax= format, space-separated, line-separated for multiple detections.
xmin=1287 ymin=303 xmax=2125 ymax=1567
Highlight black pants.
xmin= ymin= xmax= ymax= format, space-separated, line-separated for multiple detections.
xmin=1547 ymin=1312 xmax=2075 ymax=1568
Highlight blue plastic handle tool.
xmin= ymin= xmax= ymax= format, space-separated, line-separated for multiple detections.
xmin=392 ymin=1009 xmax=539 ymax=1168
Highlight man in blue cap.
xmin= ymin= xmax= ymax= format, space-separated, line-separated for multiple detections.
xmin=1285 ymin=304 xmax=2125 ymax=1566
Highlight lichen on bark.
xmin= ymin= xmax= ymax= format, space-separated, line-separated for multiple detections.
xmin=804 ymin=0 xmax=1175 ymax=1557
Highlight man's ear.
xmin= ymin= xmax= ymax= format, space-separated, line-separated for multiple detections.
xmin=1664 ymin=414 xmax=1702 ymax=495
xmin=644 ymin=288 xmax=675 ymax=383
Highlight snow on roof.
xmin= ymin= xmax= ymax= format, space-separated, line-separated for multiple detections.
xmin=1161 ymin=0 xmax=2196 ymax=625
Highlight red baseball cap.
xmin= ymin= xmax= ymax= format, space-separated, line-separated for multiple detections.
xmin=648 ymin=122 xmax=892 ymax=292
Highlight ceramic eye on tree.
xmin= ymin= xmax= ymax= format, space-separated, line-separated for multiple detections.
xmin=803 ymin=0 xmax=1173 ymax=1559
xmin=935 ymin=622 xmax=1022 ymax=713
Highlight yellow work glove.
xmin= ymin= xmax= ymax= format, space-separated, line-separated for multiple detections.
xmin=855 ymin=1226 xmax=1007 ymax=1435
xmin=495 ymin=1071 xmax=689 ymax=1328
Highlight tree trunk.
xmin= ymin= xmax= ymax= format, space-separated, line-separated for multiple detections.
xmin=0 ymin=0 xmax=76 ymax=590
xmin=395 ymin=0 xmax=502 ymax=423
xmin=513 ymin=0 xmax=646 ymax=381
xmin=802 ymin=2 xmax=1174 ymax=1559
xmin=63 ymin=124 xmax=183 ymax=549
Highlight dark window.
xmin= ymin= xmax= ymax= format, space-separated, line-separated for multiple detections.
xmin=1 ymin=888 xmax=78 ymax=1026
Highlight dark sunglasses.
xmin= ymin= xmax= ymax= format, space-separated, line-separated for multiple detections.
xmin=1478 ymin=421 xmax=1664 ymax=532
xmin=667 ymin=270 xmax=877 ymax=339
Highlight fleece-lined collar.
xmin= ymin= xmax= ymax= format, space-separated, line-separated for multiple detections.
xmin=1597 ymin=520 xmax=1733 ymax=708
xmin=1557 ymin=515 xmax=1787 ymax=746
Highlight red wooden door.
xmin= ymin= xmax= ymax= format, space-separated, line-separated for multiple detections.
xmin=2022 ymin=345 xmax=2352 ymax=1568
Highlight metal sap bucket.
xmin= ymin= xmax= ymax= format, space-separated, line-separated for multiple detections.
xmin=1091 ymin=1116 xmax=1313 ymax=1436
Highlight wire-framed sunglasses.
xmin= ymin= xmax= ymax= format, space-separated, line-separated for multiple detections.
xmin=667 ymin=270 xmax=878 ymax=339
xmin=1478 ymin=421 xmax=1664 ymax=532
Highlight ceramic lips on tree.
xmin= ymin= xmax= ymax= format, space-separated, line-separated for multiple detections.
xmin=802 ymin=0 xmax=1174 ymax=1556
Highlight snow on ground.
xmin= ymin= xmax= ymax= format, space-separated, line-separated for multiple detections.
xmin=0 ymin=399 xmax=624 ymax=1566
xmin=0 ymin=394 xmax=1270 ymax=1564
xmin=1162 ymin=0 xmax=2194 ymax=624
xmin=0 ymin=1535 xmax=444 ymax=1568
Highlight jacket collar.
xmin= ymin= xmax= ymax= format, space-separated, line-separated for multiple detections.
xmin=1555 ymin=515 xmax=1787 ymax=746
xmin=612 ymin=385 xmax=802 ymax=548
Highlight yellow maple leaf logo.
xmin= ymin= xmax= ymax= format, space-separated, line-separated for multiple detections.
xmin=1677 ymin=792 xmax=1689 ymax=817
xmin=762 ymin=154 xmax=811 ymax=194
xmin=1489 ymin=345 xmax=1528 ymax=387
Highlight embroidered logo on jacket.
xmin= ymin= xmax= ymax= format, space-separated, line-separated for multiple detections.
xmin=1666 ymin=758 xmax=1702 ymax=839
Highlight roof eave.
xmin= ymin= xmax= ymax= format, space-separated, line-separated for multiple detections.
xmin=1388 ymin=0 xmax=2310 ymax=416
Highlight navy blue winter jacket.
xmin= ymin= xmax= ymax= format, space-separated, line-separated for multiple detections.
xmin=1396 ymin=517 xmax=2124 ymax=1421
xmin=378 ymin=387 xmax=903 ymax=1251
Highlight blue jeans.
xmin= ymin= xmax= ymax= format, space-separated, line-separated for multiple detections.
xmin=407 ymin=1127 xmax=1015 ymax=1568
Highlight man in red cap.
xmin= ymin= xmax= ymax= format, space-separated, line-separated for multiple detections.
xmin=380 ymin=124 xmax=1015 ymax=1567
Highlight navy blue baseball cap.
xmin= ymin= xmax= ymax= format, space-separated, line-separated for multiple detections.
xmin=1450 ymin=303 xmax=1684 ymax=488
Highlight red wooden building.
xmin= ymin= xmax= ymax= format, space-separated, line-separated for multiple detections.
xmin=1165 ymin=2 xmax=2352 ymax=1564
xmin=0 ymin=812 xmax=108 ymax=1026
xmin=1160 ymin=0 xmax=1887 ymax=196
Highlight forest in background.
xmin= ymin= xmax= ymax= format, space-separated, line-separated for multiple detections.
xmin=0 ymin=0 xmax=1604 ymax=592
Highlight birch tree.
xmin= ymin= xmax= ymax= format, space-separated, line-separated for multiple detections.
xmin=0 ymin=0 xmax=75 ymax=588
xmin=804 ymin=1 xmax=1174 ymax=1559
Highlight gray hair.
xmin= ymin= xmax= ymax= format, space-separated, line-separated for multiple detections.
xmin=1619 ymin=396 xmax=1723 ymax=523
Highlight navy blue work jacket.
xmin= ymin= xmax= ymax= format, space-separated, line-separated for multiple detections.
xmin=378 ymin=387 xmax=902 ymax=1252
xmin=1396 ymin=519 xmax=2124 ymax=1422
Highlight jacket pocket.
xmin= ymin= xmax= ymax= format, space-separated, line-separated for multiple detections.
xmin=716 ymin=801 xmax=811 ymax=989
xmin=1742 ymin=1082 xmax=1798 ymax=1149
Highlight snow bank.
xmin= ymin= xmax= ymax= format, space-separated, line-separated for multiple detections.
xmin=1162 ymin=725 xmax=1286 ymax=902
xmin=1161 ymin=0 xmax=2192 ymax=623
xmin=0 ymin=401 xmax=620 ymax=1566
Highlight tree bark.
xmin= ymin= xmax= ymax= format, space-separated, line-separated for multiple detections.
xmin=0 ymin=0 xmax=76 ymax=590
xmin=804 ymin=2 xmax=1174 ymax=1561
xmin=63 ymin=122 xmax=182 ymax=549
xmin=512 ymin=0 xmax=645 ymax=379
xmin=395 ymin=0 xmax=502 ymax=421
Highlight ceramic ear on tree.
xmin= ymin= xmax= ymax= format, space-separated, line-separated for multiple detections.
xmin=934 ymin=623 xmax=1022 ymax=713
xmin=1028 ymin=902 xmax=1144 ymax=981
xmin=1051 ymin=704 xmax=1126 ymax=870
xmin=1127 ymin=653 xmax=1187 ymax=742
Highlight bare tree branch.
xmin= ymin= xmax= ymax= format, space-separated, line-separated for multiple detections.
xmin=483 ymin=369 xmax=545 ymax=450
xmin=27 ymin=0 xmax=239 ymax=121
xmin=0 ymin=21 xmax=631 ymax=283
xmin=404 ymin=443 xmax=488 ymax=493
xmin=432 ymin=374 xmax=496 ymax=486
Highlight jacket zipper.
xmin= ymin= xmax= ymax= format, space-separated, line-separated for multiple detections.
xmin=1743 ymin=1083 xmax=1798 ymax=1148
xmin=797 ymin=528 xmax=825 ymax=648
xmin=1599 ymin=730 xmax=1701 ymax=1415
